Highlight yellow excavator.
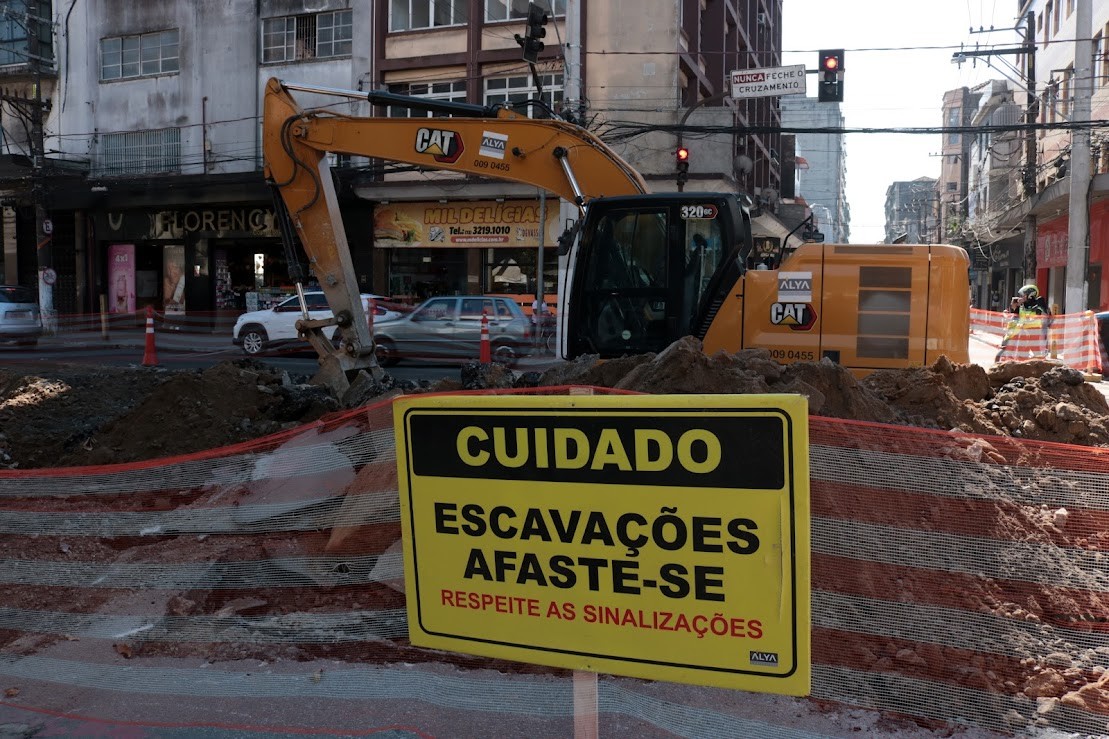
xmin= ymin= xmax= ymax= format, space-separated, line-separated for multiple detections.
xmin=263 ymin=78 xmax=970 ymax=394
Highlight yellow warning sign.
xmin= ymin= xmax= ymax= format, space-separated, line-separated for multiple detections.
xmin=393 ymin=394 xmax=811 ymax=695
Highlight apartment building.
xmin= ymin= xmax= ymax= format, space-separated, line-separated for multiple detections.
xmin=966 ymin=0 xmax=1109 ymax=312
xmin=779 ymin=95 xmax=849 ymax=242
xmin=883 ymin=177 xmax=937 ymax=244
xmin=0 ymin=0 xmax=787 ymax=320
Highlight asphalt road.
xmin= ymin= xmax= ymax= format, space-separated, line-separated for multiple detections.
xmin=1 ymin=326 xmax=559 ymax=386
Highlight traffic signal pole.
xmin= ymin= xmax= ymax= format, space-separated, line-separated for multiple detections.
xmin=675 ymin=90 xmax=729 ymax=191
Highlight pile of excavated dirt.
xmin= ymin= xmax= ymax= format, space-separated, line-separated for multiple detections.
xmin=2 ymin=337 xmax=1108 ymax=471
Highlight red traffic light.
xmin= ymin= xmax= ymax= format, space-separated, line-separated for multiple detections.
xmin=676 ymin=147 xmax=690 ymax=162
xmin=819 ymin=49 xmax=844 ymax=73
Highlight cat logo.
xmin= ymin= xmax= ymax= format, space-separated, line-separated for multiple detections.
xmin=415 ymin=127 xmax=464 ymax=164
xmin=770 ymin=302 xmax=816 ymax=331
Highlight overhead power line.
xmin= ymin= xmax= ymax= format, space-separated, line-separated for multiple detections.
xmin=601 ymin=119 xmax=1109 ymax=140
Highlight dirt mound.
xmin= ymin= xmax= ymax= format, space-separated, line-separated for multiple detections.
xmin=2 ymin=338 xmax=1108 ymax=472
xmin=531 ymin=336 xmax=1109 ymax=446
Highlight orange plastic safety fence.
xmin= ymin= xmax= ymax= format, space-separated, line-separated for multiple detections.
xmin=972 ymin=307 xmax=1103 ymax=373
xmin=0 ymin=387 xmax=1107 ymax=736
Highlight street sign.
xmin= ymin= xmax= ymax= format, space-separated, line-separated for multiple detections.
xmin=730 ymin=65 xmax=807 ymax=100
xmin=394 ymin=393 xmax=811 ymax=695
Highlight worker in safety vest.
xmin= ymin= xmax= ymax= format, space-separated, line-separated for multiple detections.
xmin=995 ymin=284 xmax=1051 ymax=362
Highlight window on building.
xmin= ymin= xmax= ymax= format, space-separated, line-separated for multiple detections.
xmin=946 ymin=182 xmax=958 ymax=191
xmin=387 ymin=80 xmax=467 ymax=116
xmin=1044 ymin=1 xmax=1053 ymax=42
xmin=94 ymin=127 xmax=182 ymax=176
xmin=0 ymin=0 xmax=52 ymax=67
xmin=1102 ymin=24 xmax=1109 ymax=87
xmin=100 ymin=29 xmax=179 ymax=80
xmin=1045 ymin=78 xmax=1058 ymax=125
xmin=484 ymin=72 xmax=563 ymax=117
xmin=1053 ymin=0 xmax=1061 ymax=34
xmin=1095 ymin=33 xmax=1104 ymax=90
xmin=946 ymin=107 xmax=960 ymax=144
xmin=390 ymin=0 xmax=468 ymax=31
xmin=485 ymin=0 xmax=565 ymax=22
xmin=1067 ymin=0 xmax=1074 ymax=16
xmin=261 ymin=10 xmax=351 ymax=62
xmin=486 ymin=248 xmax=558 ymax=297
xmin=1061 ymin=65 xmax=1073 ymax=118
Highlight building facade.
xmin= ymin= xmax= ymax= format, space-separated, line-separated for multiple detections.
xmin=779 ymin=95 xmax=850 ymax=242
xmin=962 ymin=0 xmax=1109 ymax=313
xmin=884 ymin=177 xmax=938 ymax=244
xmin=0 ymin=0 xmax=790 ymax=323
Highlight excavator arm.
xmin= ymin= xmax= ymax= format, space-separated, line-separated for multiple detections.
xmin=262 ymin=77 xmax=647 ymax=394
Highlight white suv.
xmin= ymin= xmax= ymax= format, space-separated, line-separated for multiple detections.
xmin=232 ymin=292 xmax=403 ymax=356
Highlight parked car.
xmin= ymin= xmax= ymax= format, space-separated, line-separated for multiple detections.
xmin=0 ymin=285 xmax=42 ymax=347
xmin=372 ymin=295 xmax=532 ymax=367
xmin=232 ymin=292 xmax=404 ymax=356
xmin=1097 ymin=311 xmax=1109 ymax=368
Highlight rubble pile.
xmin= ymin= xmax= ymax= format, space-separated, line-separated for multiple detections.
xmin=3 ymin=338 xmax=1109 ymax=467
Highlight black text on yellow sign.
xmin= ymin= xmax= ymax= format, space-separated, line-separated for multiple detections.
xmin=393 ymin=394 xmax=811 ymax=695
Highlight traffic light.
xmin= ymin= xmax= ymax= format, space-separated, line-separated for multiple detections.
xmin=817 ymin=49 xmax=844 ymax=103
xmin=676 ymin=146 xmax=690 ymax=186
xmin=515 ymin=3 xmax=549 ymax=64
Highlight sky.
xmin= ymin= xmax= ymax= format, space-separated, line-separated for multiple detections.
xmin=781 ymin=0 xmax=1027 ymax=243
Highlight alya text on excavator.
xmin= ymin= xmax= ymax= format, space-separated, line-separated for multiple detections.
xmin=262 ymin=77 xmax=970 ymax=394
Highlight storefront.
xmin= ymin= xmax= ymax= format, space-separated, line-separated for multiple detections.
xmin=94 ymin=205 xmax=287 ymax=321
xmin=372 ymin=198 xmax=561 ymax=306
xmin=1034 ymin=199 xmax=1109 ymax=312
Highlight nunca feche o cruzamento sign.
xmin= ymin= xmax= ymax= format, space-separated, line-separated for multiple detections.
xmin=730 ymin=64 xmax=807 ymax=99
xmin=393 ymin=394 xmax=811 ymax=695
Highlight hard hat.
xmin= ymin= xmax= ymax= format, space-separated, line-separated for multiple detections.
xmin=1018 ymin=284 xmax=1039 ymax=299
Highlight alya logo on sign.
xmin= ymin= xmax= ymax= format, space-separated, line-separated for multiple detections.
xmin=770 ymin=303 xmax=817 ymax=331
xmin=777 ymin=272 xmax=813 ymax=303
xmin=480 ymin=131 xmax=508 ymax=160
xmin=415 ymin=127 xmax=464 ymax=164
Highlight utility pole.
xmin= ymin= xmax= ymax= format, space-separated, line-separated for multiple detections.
xmin=1022 ymin=10 xmax=1038 ymax=279
xmin=953 ymin=16 xmax=1038 ymax=279
xmin=27 ymin=2 xmax=53 ymax=333
xmin=1065 ymin=0 xmax=1092 ymax=313
xmin=563 ymin=0 xmax=581 ymax=121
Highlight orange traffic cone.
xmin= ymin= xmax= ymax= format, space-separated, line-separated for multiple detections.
xmin=142 ymin=305 xmax=158 ymax=366
xmin=479 ymin=309 xmax=491 ymax=363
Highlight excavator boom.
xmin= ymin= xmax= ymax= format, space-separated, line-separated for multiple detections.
xmin=262 ymin=77 xmax=647 ymax=394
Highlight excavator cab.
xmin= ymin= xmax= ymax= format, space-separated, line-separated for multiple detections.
xmin=565 ymin=193 xmax=751 ymax=357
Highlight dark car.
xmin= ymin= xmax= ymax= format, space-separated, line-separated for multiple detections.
xmin=373 ymin=295 xmax=532 ymax=366
xmin=1097 ymin=311 xmax=1109 ymax=368
xmin=0 ymin=285 xmax=42 ymax=346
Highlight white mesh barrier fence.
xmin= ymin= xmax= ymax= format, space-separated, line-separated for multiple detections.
xmin=0 ymin=390 xmax=1106 ymax=737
